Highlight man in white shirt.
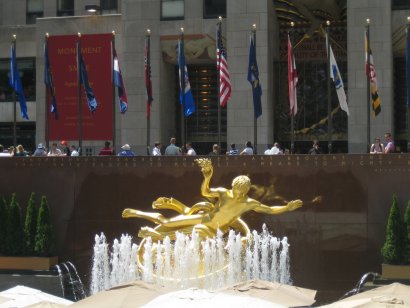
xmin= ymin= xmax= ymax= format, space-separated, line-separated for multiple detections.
xmin=186 ymin=142 xmax=197 ymax=156
xmin=269 ymin=143 xmax=281 ymax=155
xmin=70 ymin=145 xmax=79 ymax=156
xmin=152 ymin=142 xmax=162 ymax=156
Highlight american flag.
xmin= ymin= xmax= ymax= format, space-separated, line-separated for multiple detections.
xmin=287 ymin=33 xmax=298 ymax=116
xmin=216 ymin=22 xmax=231 ymax=107
xmin=145 ymin=35 xmax=153 ymax=119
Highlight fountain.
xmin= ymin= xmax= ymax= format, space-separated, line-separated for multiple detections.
xmin=54 ymin=261 xmax=86 ymax=301
xmin=90 ymin=158 xmax=303 ymax=294
xmin=90 ymin=225 xmax=291 ymax=293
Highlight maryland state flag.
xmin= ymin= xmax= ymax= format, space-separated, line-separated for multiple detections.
xmin=365 ymin=28 xmax=381 ymax=117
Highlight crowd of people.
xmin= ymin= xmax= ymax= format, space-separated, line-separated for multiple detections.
xmin=0 ymin=132 xmax=396 ymax=157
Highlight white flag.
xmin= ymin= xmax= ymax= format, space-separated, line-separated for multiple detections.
xmin=329 ymin=44 xmax=349 ymax=115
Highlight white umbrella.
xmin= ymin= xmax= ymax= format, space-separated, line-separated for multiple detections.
xmin=142 ymin=288 xmax=285 ymax=308
xmin=218 ymin=279 xmax=317 ymax=307
xmin=70 ymin=281 xmax=173 ymax=308
xmin=0 ymin=285 xmax=72 ymax=308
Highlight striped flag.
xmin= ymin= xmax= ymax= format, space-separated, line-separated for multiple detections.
xmin=287 ymin=34 xmax=298 ymax=116
xmin=327 ymin=36 xmax=349 ymax=115
xmin=44 ymin=38 xmax=58 ymax=119
xmin=365 ymin=29 xmax=381 ymax=117
xmin=144 ymin=35 xmax=153 ymax=119
xmin=10 ymin=44 xmax=29 ymax=120
xmin=216 ymin=22 xmax=231 ymax=107
xmin=113 ymin=47 xmax=128 ymax=113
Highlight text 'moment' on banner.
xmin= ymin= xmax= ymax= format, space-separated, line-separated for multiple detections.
xmin=177 ymin=39 xmax=195 ymax=117
xmin=287 ymin=34 xmax=298 ymax=116
xmin=247 ymin=34 xmax=262 ymax=118
xmin=44 ymin=40 xmax=58 ymax=119
xmin=144 ymin=35 xmax=153 ymax=119
xmin=10 ymin=44 xmax=29 ymax=120
xmin=78 ymin=44 xmax=98 ymax=114
xmin=365 ymin=29 xmax=381 ymax=117
xmin=216 ymin=22 xmax=231 ymax=107
xmin=113 ymin=47 xmax=128 ymax=113
xmin=327 ymin=37 xmax=349 ymax=116
xmin=47 ymin=34 xmax=113 ymax=140
xmin=406 ymin=26 xmax=410 ymax=108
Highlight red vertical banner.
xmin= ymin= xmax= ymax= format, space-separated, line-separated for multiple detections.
xmin=47 ymin=34 xmax=112 ymax=140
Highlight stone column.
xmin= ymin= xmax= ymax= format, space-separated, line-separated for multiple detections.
xmin=347 ymin=0 xmax=393 ymax=153
xmin=226 ymin=0 xmax=275 ymax=153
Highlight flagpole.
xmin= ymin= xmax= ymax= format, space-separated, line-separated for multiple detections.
xmin=111 ymin=31 xmax=116 ymax=154
xmin=252 ymin=24 xmax=258 ymax=154
xmin=12 ymin=35 xmax=17 ymax=147
xmin=290 ymin=22 xmax=295 ymax=154
xmin=407 ymin=17 xmax=410 ymax=153
xmin=366 ymin=19 xmax=371 ymax=152
xmin=45 ymin=33 xmax=50 ymax=151
xmin=180 ymin=27 xmax=186 ymax=149
xmin=146 ymin=29 xmax=151 ymax=155
xmin=77 ymin=33 xmax=83 ymax=152
xmin=326 ymin=21 xmax=332 ymax=154
xmin=217 ymin=17 xmax=222 ymax=152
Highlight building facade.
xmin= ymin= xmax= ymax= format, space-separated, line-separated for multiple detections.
xmin=0 ymin=0 xmax=409 ymax=154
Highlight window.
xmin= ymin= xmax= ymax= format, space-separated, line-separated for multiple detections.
xmin=26 ymin=0 xmax=44 ymax=24
xmin=57 ymin=0 xmax=74 ymax=16
xmin=0 ymin=58 xmax=36 ymax=103
xmin=392 ymin=0 xmax=410 ymax=10
xmin=100 ymin=0 xmax=118 ymax=14
xmin=161 ymin=0 xmax=184 ymax=20
xmin=203 ymin=0 xmax=226 ymax=19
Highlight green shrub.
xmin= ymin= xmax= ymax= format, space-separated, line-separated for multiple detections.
xmin=34 ymin=196 xmax=55 ymax=257
xmin=5 ymin=194 xmax=25 ymax=255
xmin=381 ymin=194 xmax=406 ymax=264
xmin=0 ymin=196 xmax=8 ymax=254
xmin=24 ymin=192 xmax=38 ymax=255
xmin=404 ymin=200 xmax=410 ymax=264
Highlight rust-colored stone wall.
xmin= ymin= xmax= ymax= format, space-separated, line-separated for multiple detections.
xmin=1 ymin=154 xmax=409 ymax=303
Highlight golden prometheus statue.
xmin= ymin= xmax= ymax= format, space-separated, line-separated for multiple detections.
xmin=122 ymin=158 xmax=303 ymax=242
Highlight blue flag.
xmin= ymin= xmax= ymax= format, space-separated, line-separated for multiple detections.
xmin=113 ymin=48 xmax=128 ymax=113
xmin=407 ymin=27 xmax=410 ymax=108
xmin=78 ymin=47 xmax=98 ymax=113
xmin=10 ymin=45 xmax=29 ymax=120
xmin=178 ymin=40 xmax=195 ymax=117
xmin=44 ymin=41 xmax=58 ymax=119
xmin=247 ymin=35 xmax=262 ymax=118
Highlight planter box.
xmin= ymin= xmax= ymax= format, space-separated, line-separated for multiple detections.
xmin=382 ymin=264 xmax=410 ymax=279
xmin=0 ymin=256 xmax=58 ymax=270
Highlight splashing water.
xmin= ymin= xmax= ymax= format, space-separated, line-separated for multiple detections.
xmin=90 ymin=225 xmax=292 ymax=293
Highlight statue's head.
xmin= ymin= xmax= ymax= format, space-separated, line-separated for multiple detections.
xmin=232 ymin=175 xmax=251 ymax=196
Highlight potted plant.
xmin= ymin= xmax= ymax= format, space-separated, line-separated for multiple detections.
xmin=0 ymin=193 xmax=57 ymax=270
xmin=381 ymin=194 xmax=410 ymax=279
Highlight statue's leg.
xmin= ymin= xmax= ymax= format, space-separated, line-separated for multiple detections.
xmin=122 ymin=208 xmax=167 ymax=225
xmin=152 ymin=197 xmax=191 ymax=214
xmin=161 ymin=213 xmax=202 ymax=228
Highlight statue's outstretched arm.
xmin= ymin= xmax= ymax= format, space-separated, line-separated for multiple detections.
xmin=253 ymin=199 xmax=303 ymax=215
xmin=195 ymin=158 xmax=219 ymax=199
